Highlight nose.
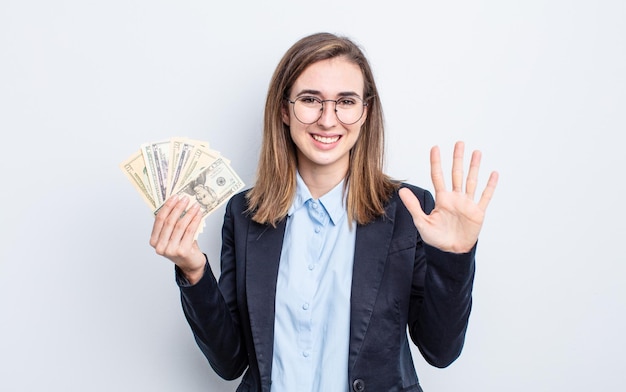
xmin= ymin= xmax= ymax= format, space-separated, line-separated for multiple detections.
xmin=317 ymin=100 xmax=338 ymax=127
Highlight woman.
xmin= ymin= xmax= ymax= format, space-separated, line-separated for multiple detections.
xmin=150 ymin=32 xmax=498 ymax=392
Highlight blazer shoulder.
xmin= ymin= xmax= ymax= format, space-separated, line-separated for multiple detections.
xmin=227 ymin=188 xmax=252 ymax=211
xmin=396 ymin=182 xmax=430 ymax=197
xmin=392 ymin=182 xmax=435 ymax=215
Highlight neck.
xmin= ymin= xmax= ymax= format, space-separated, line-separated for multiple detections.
xmin=298 ymin=164 xmax=347 ymax=199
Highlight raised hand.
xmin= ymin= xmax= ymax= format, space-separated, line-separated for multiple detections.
xmin=149 ymin=195 xmax=206 ymax=284
xmin=399 ymin=141 xmax=498 ymax=254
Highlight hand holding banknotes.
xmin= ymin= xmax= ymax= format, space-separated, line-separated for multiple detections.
xmin=150 ymin=194 xmax=206 ymax=283
xmin=120 ymin=137 xmax=245 ymax=283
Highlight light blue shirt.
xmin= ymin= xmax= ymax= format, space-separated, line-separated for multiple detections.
xmin=270 ymin=173 xmax=356 ymax=392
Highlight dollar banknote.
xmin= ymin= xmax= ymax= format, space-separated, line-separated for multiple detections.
xmin=167 ymin=137 xmax=198 ymax=198
xmin=119 ymin=149 xmax=157 ymax=211
xmin=141 ymin=140 xmax=170 ymax=206
xmin=121 ymin=137 xmax=245 ymax=230
xmin=164 ymin=156 xmax=245 ymax=218
xmin=178 ymin=144 xmax=222 ymax=189
xmin=167 ymin=138 xmax=226 ymax=199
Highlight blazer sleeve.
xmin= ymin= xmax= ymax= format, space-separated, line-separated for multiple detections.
xmin=406 ymin=186 xmax=476 ymax=368
xmin=176 ymin=195 xmax=248 ymax=380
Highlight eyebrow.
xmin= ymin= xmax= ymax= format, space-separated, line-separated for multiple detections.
xmin=295 ymin=89 xmax=363 ymax=99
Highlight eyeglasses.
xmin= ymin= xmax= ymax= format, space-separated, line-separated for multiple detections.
xmin=286 ymin=96 xmax=368 ymax=125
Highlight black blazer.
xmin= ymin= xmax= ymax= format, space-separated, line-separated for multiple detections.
xmin=178 ymin=184 xmax=476 ymax=392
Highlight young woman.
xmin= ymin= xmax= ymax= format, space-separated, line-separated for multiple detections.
xmin=150 ymin=32 xmax=498 ymax=392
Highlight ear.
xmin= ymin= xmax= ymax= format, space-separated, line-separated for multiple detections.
xmin=281 ymin=103 xmax=290 ymax=126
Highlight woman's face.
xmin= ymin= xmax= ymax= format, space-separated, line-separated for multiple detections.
xmin=283 ymin=57 xmax=367 ymax=177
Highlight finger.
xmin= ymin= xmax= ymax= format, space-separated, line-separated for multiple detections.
xmin=477 ymin=171 xmax=499 ymax=211
xmin=466 ymin=150 xmax=482 ymax=199
xmin=430 ymin=145 xmax=446 ymax=193
xmin=399 ymin=187 xmax=427 ymax=225
xmin=451 ymin=141 xmax=465 ymax=192
xmin=170 ymin=202 xmax=202 ymax=250
xmin=153 ymin=196 xmax=191 ymax=254
xmin=150 ymin=194 xmax=180 ymax=248
xmin=179 ymin=205 xmax=204 ymax=249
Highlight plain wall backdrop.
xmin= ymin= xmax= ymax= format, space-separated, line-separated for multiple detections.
xmin=1 ymin=1 xmax=624 ymax=391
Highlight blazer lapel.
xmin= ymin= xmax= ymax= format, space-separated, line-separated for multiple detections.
xmin=245 ymin=219 xmax=286 ymax=384
xmin=349 ymin=200 xmax=397 ymax=370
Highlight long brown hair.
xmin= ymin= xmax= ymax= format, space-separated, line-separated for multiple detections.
xmin=247 ymin=32 xmax=397 ymax=226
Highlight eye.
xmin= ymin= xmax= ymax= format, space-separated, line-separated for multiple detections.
xmin=337 ymin=97 xmax=357 ymax=107
xmin=298 ymin=96 xmax=321 ymax=105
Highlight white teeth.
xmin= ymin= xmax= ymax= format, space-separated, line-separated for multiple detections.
xmin=312 ymin=134 xmax=340 ymax=144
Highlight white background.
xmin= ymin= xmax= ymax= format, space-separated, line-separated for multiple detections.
xmin=1 ymin=1 xmax=624 ymax=391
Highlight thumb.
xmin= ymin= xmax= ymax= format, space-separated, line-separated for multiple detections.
xmin=399 ymin=187 xmax=427 ymax=224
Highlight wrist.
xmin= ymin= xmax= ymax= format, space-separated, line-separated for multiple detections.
xmin=184 ymin=268 xmax=204 ymax=285
xmin=180 ymin=256 xmax=207 ymax=285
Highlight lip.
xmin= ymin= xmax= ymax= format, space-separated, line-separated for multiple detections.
xmin=311 ymin=133 xmax=341 ymax=145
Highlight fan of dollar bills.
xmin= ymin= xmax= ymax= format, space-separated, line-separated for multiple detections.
xmin=120 ymin=137 xmax=245 ymax=235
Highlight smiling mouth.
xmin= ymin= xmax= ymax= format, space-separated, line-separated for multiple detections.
xmin=312 ymin=134 xmax=340 ymax=144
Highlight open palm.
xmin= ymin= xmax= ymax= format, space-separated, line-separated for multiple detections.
xmin=399 ymin=141 xmax=499 ymax=253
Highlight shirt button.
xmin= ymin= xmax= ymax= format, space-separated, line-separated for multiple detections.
xmin=302 ymin=351 xmax=310 ymax=358
xmin=311 ymin=202 xmax=318 ymax=209
xmin=302 ymin=302 xmax=309 ymax=310
xmin=308 ymin=264 xmax=315 ymax=270
xmin=315 ymin=226 xmax=321 ymax=233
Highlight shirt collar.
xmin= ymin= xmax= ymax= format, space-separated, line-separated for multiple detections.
xmin=288 ymin=171 xmax=347 ymax=226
